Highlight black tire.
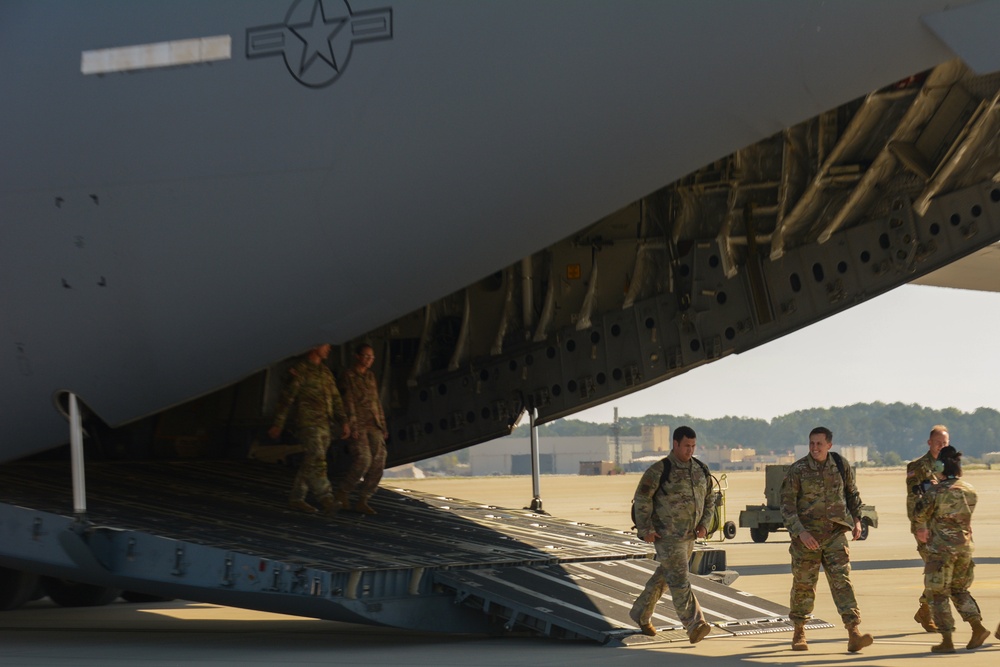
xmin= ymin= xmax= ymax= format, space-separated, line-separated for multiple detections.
xmin=749 ymin=527 xmax=769 ymax=543
xmin=0 ymin=567 xmax=40 ymax=611
xmin=42 ymin=577 xmax=121 ymax=607
xmin=859 ymin=522 xmax=870 ymax=541
xmin=723 ymin=521 xmax=737 ymax=540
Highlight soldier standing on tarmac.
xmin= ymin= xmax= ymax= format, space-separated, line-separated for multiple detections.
xmin=914 ymin=445 xmax=991 ymax=653
xmin=780 ymin=427 xmax=873 ymax=653
xmin=629 ymin=425 xmax=714 ymax=645
xmin=268 ymin=343 xmax=349 ymax=515
xmin=906 ymin=425 xmax=949 ymax=632
xmin=335 ymin=343 xmax=389 ymax=515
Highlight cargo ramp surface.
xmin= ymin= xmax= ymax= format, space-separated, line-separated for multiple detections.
xmin=0 ymin=461 xmax=821 ymax=644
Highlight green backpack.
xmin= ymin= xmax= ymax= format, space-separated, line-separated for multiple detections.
xmin=631 ymin=455 xmax=711 ymax=530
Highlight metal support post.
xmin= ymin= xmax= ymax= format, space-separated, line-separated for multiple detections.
xmin=526 ymin=408 xmax=547 ymax=514
xmin=612 ymin=407 xmax=621 ymax=469
xmin=68 ymin=392 xmax=87 ymax=519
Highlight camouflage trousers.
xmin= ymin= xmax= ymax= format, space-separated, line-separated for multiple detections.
xmin=915 ymin=539 xmax=931 ymax=605
xmin=288 ymin=426 xmax=333 ymax=504
xmin=338 ymin=428 xmax=387 ymax=500
xmin=925 ymin=548 xmax=981 ymax=632
xmin=631 ymin=538 xmax=704 ymax=632
xmin=789 ymin=531 xmax=861 ymax=628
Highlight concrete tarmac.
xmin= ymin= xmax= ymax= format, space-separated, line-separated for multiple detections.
xmin=3 ymin=468 xmax=1000 ymax=666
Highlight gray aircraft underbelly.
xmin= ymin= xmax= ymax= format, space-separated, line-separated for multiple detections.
xmin=1 ymin=0 xmax=996 ymax=461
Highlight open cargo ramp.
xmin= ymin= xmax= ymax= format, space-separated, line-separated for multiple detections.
xmin=437 ymin=558 xmax=831 ymax=645
xmin=0 ymin=461 xmax=823 ymax=642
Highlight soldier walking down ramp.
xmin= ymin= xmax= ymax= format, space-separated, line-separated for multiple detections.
xmin=780 ymin=427 xmax=873 ymax=653
xmin=268 ymin=344 xmax=348 ymax=514
xmin=906 ymin=425 xmax=949 ymax=632
xmin=336 ymin=343 xmax=388 ymax=515
xmin=629 ymin=426 xmax=714 ymax=644
xmin=914 ymin=445 xmax=991 ymax=653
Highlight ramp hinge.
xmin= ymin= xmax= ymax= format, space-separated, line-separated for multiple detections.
xmin=221 ymin=555 xmax=234 ymax=587
xmin=172 ymin=547 xmax=185 ymax=576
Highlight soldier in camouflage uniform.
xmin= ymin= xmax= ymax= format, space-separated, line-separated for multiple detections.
xmin=629 ymin=426 xmax=714 ymax=644
xmin=268 ymin=344 xmax=348 ymax=514
xmin=914 ymin=445 xmax=990 ymax=652
xmin=335 ymin=343 xmax=388 ymax=515
xmin=780 ymin=427 xmax=873 ymax=653
xmin=906 ymin=425 xmax=948 ymax=632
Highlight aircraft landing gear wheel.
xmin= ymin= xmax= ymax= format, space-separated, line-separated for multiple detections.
xmin=0 ymin=567 xmax=40 ymax=611
xmin=723 ymin=521 xmax=737 ymax=540
xmin=749 ymin=527 xmax=769 ymax=543
xmin=859 ymin=522 xmax=870 ymax=541
xmin=41 ymin=577 xmax=121 ymax=607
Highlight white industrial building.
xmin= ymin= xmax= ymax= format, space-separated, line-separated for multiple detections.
xmin=468 ymin=425 xmax=871 ymax=476
xmin=468 ymin=435 xmax=646 ymax=475
xmin=467 ymin=424 xmax=673 ymax=475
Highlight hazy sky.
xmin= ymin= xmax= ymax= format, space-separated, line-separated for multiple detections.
xmin=571 ymin=284 xmax=1000 ymax=424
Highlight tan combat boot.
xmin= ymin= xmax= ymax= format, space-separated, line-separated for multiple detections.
xmin=967 ymin=619 xmax=990 ymax=649
xmin=791 ymin=623 xmax=808 ymax=651
xmin=289 ymin=499 xmax=318 ymax=513
xmin=637 ymin=622 xmax=656 ymax=636
xmin=847 ymin=624 xmax=873 ymax=653
xmin=914 ymin=602 xmax=937 ymax=632
xmin=334 ymin=489 xmax=350 ymax=508
xmin=687 ymin=620 xmax=711 ymax=644
xmin=319 ymin=495 xmax=340 ymax=515
xmin=354 ymin=498 xmax=377 ymax=515
xmin=628 ymin=607 xmax=656 ymax=636
xmin=931 ymin=632 xmax=955 ymax=653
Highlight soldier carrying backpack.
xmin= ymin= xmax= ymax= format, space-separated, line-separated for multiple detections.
xmin=628 ymin=425 xmax=715 ymax=645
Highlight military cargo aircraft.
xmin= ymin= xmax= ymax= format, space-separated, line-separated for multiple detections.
xmin=2 ymin=0 xmax=1000 ymax=642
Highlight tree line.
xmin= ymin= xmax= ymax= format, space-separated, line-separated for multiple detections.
xmin=512 ymin=402 xmax=1000 ymax=462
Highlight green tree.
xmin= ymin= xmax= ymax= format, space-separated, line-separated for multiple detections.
xmin=507 ymin=402 xmax=1000 ymax=465
xmin=882 ymin=451 xmax=903 ymax=467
